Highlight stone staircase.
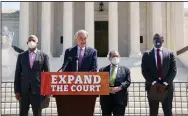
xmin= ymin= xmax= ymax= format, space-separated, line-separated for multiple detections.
xmin=1 ymin=57 xmax=188 ymax=115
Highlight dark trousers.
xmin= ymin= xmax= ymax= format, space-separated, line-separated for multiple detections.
xmin=101 ymin=95 xmax=126 ymax=116
xmin=19 ymin=89 xmax=43 ymax=116
xmin=147 ymin=87 xmax=173 ymax=116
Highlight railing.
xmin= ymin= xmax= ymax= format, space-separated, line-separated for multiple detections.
xmin=1 ymin=82 xmax=188 ymax=116
xmin=177 ymin=45 xmax=188 ymax=55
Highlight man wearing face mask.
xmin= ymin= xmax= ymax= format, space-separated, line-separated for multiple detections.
xmin=99 ymin=50 xmax=131 ymax=116
xmin=141 ymin=33 xmax=177 ymax=116
xmin=14 ymin=35 xmax=50 ymax=116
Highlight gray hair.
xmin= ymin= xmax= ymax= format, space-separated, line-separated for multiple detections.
xmin=29 ymin=35 xmax=38 ymax=43
xmin=74 ymin=30 xmax=88 ymax=39
xmin=107 ymin=50 xmax=120 ymax=58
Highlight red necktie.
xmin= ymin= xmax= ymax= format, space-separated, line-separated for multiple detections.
xmin=157 ymin=49 xmax=163 ymax=78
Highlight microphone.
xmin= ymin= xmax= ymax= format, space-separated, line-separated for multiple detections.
xmin=75 ymin=56 xmax=79 ymax=72
xmin=57 ymin=57 xmax=72 ymax=72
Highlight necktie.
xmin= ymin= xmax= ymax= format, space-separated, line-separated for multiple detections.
xmin=78 ymin=48 xmax=83 ymax=68
xmin=157 ymin=49 xmax=163 ymax=78
xmin=110 ymin=66 xmax=116 ymax=86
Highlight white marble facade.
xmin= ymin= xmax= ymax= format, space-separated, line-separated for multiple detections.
xmin=15 ymin=2 xmax=186 ymax=57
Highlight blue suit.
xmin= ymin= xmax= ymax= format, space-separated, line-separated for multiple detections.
xmin=63 ymin=45 xmax=97 ymax=72
xmin=55 ymin=45 xmax=98 ymax=116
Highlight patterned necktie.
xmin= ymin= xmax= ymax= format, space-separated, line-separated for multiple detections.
xmin=78 ymin=48 xmax=83 ymax=68
xmin=110 ymin=66 xmax=116 ymax=86
xmin=157 ymin=49 xmax=163 ymax=78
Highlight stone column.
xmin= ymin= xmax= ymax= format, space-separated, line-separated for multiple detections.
xmin=129 ymin=2 xmax=141 ymax=57
xmin=108 ymin=2 xmax=118 ymax=51
xmin=0 ymin=2 xmax=1 ymax=115
xmin=173 ymin=2 xmax=185 ymax=51
xmin=62 ymin=2 xmax=73 ymax=55
xmin=19 ymin=2 xmax=29 ymax=51
xmin=85 ymin=2 xmax=94 ymax=48
xmin=41 ymin=2 xmax=52 ymax=57
xmin=152 ymin=2 xmax=163 ymax=35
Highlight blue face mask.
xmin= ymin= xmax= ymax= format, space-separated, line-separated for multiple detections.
xmin=154 ymin=39 xmax=162 ymax=48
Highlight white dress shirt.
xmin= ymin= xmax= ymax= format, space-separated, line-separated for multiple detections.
xmin=152 ymin=47 xmax=168 ymax=86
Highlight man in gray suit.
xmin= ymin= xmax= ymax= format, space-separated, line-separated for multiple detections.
xmin=99 ymin=50 xmax=131 ymax=116
xmin=141 ymin=33 xmax=177 ymax=116
xmin=14 ymin=35 xmax=50 ymax=116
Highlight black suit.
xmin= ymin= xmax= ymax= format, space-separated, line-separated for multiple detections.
xmin=14 ymin=50 xmax=50 ymax=116
xmin=141 ymin=48 xmax=177 ymax=116
xmin=55 ymin=45 xmax=98 ymax=116
xmin=99 ymin=65 xmax=131 ymax=116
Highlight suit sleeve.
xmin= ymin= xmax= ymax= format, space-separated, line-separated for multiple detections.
xmin=14 ymin=54 xmax=22 ymax=94
xmin=120 ymin=68 xmax=131 ymax=90
xmin=163 ymin=52 xmax=177 ymax=84
xmin=43 ymin=54 xmax=50 ymax=72
xmin=90 ymin=50 xmax=98 ymax=72
xmin=141 ymin=52 xmax=154 ymax=83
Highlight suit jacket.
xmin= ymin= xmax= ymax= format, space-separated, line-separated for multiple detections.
xmin=14 ymin=50 xmax=50 ymax=95
xmin=63 ymin=46 xmax=97 ymax=72
xmin=141 ymin=48 xmax=177 ymax=91
xmin=99 ymin=65 xmax=131 ymax=106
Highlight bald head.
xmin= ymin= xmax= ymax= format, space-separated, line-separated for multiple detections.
xmin=27 ymin=35 xmax=38 ymax=50
xmin=28 ymin=35 xmax=38 ymax=43
xmin=153 ymin=33 xmax=164 ymax=48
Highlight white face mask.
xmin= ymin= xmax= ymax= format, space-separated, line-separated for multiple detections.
xmin=28 ymin=41 xmax=37 ymax=49
xmin=111 ymin=57 xmax=120 ymax=65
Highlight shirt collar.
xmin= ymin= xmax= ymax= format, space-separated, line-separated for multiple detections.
xmin=29 ymin=48 xmax=38 ymax=53
xmin=77 ymin=46 xmax=85 ymax=51
xmin=110 ymin=64 xmax=118 ymax=68
xmin=154 ymin=47 xmax=163 ymax=51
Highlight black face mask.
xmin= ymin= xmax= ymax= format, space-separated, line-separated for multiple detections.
xmin=154 ymin=39 xmax=162 ymax=48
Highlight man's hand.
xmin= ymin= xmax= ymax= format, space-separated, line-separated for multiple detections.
xmin=15 ymin=93 xmax=21 ymax=100
xmin=110 ymin=87 xmax=121 ymax=94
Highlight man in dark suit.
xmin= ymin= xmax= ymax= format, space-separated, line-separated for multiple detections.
xmin=141 ymin=33 xmax=177 ymax=116
xmin=14 ymin=35 xmax=50 ymax=116
xmin=99 ymin=50 xmax=131 ymax=116
xmin=55 ymin=30 xmax=98 ymax=116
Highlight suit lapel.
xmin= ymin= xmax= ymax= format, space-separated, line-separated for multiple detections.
xmin=162 ymin=49 xmax=167 ymax=74
xmin=26 ymin=50 xmax=31 ymax=69
xmin=116 ymin=66 xmax=121 ymax=77
xmin=105 ymin=65 xmax=111 ymax=73
xmin=73 ymin=46 xmax=78 ymax=57
xmin=151 ymin=49 xmax=157 ymax=69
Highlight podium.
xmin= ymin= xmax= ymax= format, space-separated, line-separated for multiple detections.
xmin=41 ymin=72 xmax=109 ymax=116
